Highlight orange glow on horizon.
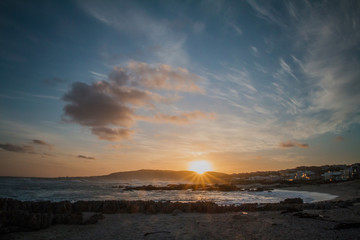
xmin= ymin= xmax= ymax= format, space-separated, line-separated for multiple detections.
xmin=188 ymin=160 xmax=213 ymax=174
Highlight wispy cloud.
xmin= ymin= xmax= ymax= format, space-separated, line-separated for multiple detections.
xmin=279 ymin=141 xmax=309 ymax=149
xmin=228 ymin=22 xmax=242 ymax=35
xmin=291 ymin=1 xmax=360 ymax=135
xmin=14 ymin=91 xmax=59 ymax=100
xmin=0 ymin=139 xmax=54 ymax=154
xmin=250 ymin=46 xmax=258 ymax=57
xmin=0 ymin=143 xmax=34 ymax=153
xmin=43 ymin=77 xmax=67 ymax=87
xmin=32 ymin=139 xmax=52 ymax=149
xmin=91 ymin=127 xmax=134 ymax=141
xmin=79 ymin=0 xmax=189 ymax=67
xmin=196 ymin=1 xmax=360 ymax=155
xmin=89 ymin=71 xmax=107 ymax=80
xmin=335 ymin=136 xmax=344 ymax=142
xmin=137 ymin=111 xmax=216 ymax=125
xmin=246 ymin=0 xmax=285 ymax=27
xmin=77 ymin=155 xmax=95 ymax=160
xmin=67 ymin=1 xmax=360 ymax=155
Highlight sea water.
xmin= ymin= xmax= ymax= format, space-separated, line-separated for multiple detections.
xmin=0 ymin=177 xmax=337 ymax=205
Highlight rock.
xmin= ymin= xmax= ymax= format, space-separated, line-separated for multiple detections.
xmin=30 ymin=201 xmax=52 ymax=213
xmin=72 ymin=201 xmax=91 ymax=213
xmin=28 ymin=212 xmax=53 ymax=230
xmin=52 ymin=214 xmax=67 ymax=224
xmin=171 ymin=209 xmax=182 ymax=216
xmin=52 ymin=201 xmax=72 ymax=214
xmin=66 ymin=213 xmax=83 ymax=225
xmin=101 ymin=200 xmax=130 ymax=214
xmin=144 ymin=202 xmax=157 ymax=214
xmin=0 ymin=210 xmax=52 ymax=233
xmin=82 ymin=212 xmax=104 ymax=224
xmin=333 ymin=222 xmax=360 ymax=229
xmin=239 ymin=203 xmax=258 ymax=211
xmin=280 ymin=198 xmax=303 ymax=204
xmin=293 ymin=212 xmax=321 ymax=219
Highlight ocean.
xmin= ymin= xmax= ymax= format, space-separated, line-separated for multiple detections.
xmin=0 ymin=177 xmax=337 ymax=205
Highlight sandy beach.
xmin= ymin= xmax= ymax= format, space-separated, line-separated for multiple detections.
xmin=2 ymin=180 xmax=360 ymax=240
xmin=282 ymin=179 xmax=360 ymax=201
xmin=4 ymin=207 xmax=360 ymax=240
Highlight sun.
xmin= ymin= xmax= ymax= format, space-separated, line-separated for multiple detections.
xmin=188 ymin=160 xmax=213 ymax=174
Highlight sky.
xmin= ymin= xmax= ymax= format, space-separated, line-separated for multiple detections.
xmin=1 ymin=0 xmax=360 ymax=177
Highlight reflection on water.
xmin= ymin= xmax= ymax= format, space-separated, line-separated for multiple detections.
xmin=0 ymin=178 xmax=337 ymax=205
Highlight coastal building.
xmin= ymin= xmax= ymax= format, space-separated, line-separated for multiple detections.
xmin=322 ymin=167 xmax=352 ymax=181
xmin=286 ymin=171 xmax=315 ymax=181
xmin=351 ymin=164 xmax=360 ymax=178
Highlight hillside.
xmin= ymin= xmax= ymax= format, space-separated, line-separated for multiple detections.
xmin=89 ymin=169 xmax=231 ymax=183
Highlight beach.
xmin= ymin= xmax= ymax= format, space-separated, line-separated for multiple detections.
xmin=2 ymin=180 xmax=360 ymax=240
xmin=282 ymin=180 xmax=360 ymax=201
xmin=4 ymin=206 xmax=360 ymax=240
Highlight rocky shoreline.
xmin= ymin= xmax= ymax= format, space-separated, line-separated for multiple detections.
xmin=1 ymin=197 xmax=359 ymax=234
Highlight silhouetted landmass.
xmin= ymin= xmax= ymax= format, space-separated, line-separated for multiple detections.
xmin=87 ymin=170 xmax=231 ymax=184
xmin=83 ymin=163 xmax=360 ymax=186
xmin=2 ymin=163 xmax=359 ymax=185
xmin=116 ymin=183 xmax=273 ymax=192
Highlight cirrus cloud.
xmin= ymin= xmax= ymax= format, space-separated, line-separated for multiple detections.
xmin=32 ymin=139 xmax=52 ymax=149
xmin=279 ymin=140 xmax=309 ymax=149
xmin=77 ymin=155 xmax=95 ymax=160
xmin=335 ymin=136 xmax=344 ymax=142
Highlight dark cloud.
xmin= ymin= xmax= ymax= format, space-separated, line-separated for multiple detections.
xmin=94 ymin=80 xmax=159 ymax=106
xmin=108 ymin=66 xmax=129 ymax=86
xmin=43 ymin=77 xmax=67 ymax=86
xmin=0 ymin=143 xmax=34 ymax=153
xmin=62 ymin=61 xmax=211 ymax=141
xmin=279 ymin=141 xmax=309 ymax=149
xmin=335 ymin=136 xmax=344 ymax=142
xmin=1 ymin=139 xmax=53 ymax=154
xmin=91 ymin=127 xmax=134 ymax=141
xmin=77 ymin=155 xmax=95 ymax=160
xmin=32 ymin=139 xmax=52 ymax=148
xmin=62 ymin=82 xmax=135 ymax=128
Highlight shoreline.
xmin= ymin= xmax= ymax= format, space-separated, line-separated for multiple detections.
xmin=3 ymin=201 xmax=360 ymax=240
xmin=271 ymin=189 xmax=338 ymax=202
xmin=1 ymin=180 xmax=360 ymax=239
xmin=280 ymin=179 xmax=360 ymax=201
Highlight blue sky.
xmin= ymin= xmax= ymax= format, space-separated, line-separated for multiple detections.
xmin=1 ymin=0 xmax=359 ymax=177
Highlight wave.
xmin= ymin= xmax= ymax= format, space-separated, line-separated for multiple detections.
xmin=0 ymin=178 xmax=337 ymax=204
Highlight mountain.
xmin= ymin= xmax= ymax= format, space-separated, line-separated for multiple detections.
xmin=89 ymin=169 xmax=231 ymax=184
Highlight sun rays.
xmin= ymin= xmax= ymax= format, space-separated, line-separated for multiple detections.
xmin=185 ymin=161 xmax=228 ymax=189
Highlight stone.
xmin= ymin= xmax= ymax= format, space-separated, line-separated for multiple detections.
xmin=280 ymin=198 xmax=303 ymax=204
xmin=82 ymin=212 xmax=104 ymax=224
